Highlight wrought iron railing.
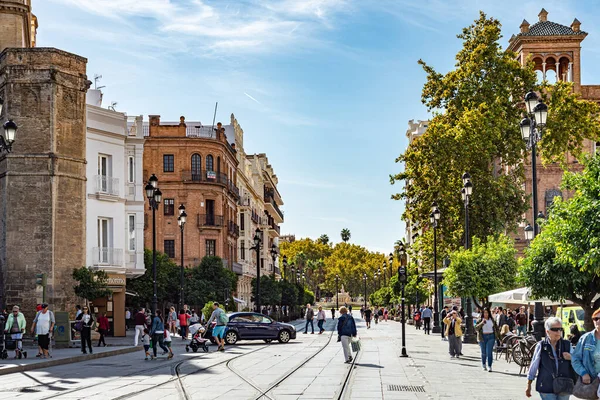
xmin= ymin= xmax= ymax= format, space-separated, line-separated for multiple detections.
xmin=197 ymin=214 xmax=224 ymax=228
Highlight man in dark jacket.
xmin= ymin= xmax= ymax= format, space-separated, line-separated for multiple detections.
xmin=337 ymin=306 xmax=357 ymax=363
xmin=304 ymin=304 xmax=315 ymax=334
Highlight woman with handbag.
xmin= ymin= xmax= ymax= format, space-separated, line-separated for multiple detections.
xmin=526 ymin=317 xmax=574 ymax=400
xmin=337 ymin=306 xmax=357 ymax=364
xmin=76 ymin=306 xmax=94 ymax=354
xmin=475 ymin=307 xmax=500 ymax=372
xmin=571 ymin=308 xmax=600 ymax=400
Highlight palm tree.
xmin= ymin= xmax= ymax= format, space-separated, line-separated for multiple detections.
xmin=317 ymin=234 xmax=329 ymax=245
xmin=340 ymin=228 xmax=351 ymax=243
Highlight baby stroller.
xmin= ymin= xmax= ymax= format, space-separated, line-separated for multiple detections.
xmin=185 ymin=323 xmax=209 ymax=353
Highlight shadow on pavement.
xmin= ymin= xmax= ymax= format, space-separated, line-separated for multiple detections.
xmin=354 ymin=363 xmax=383 ymax=368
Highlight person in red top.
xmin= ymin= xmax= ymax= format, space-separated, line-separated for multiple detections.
xmin=178 ymin=310 xmax=190 ymax=340
xmin=97 ymin=312 xmax=110 ymax=347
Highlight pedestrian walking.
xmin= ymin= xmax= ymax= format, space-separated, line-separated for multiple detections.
xmin=421 ymin=306 xmax=433 ymax=334
xmin=303 ymin=304 xmax=315 ymax=334
xmin=443 ymin=310 xmax=463 ymax=359
xmin=475 ymin=307 xmax=499 ymax=372
xmin=571 ymin=308 xmax=600 ymax=398
xmin=331 ymin=307 xmax=336 ymax=319
xmin=178 ymin=309 xmax=190 ymax=340
xmin=125 ymin=308 xmax=131 ymax=331
xmin=76 ymin=306 xmax=94 ymax=354
xmin=373 ymin=306 xmax=379 ymax=325
xmin=207 ymin=302 xmax=228 ymax=351
xmin=31 ymin=303 xmax=54 ymax=359
xmin=383 ymin=307 xmax=388 ymax=322
xmin=163 ymin=329 xmax=174 ymax=359
xmin=360 ymin=306 xmax=365 ymax=319
xmin=337 ymin=306 xmax=357 ymax=364
xmin=167 ymin=306 xmax=177 ymax=336
xmin=141 ymin=328 xmax=151 ymax=360
xmin=516 ymin=306 xmax=528 ymax=336
xmin=97 ymin=312 xmax=109 ymax=347
xmin=317 ymin=306 xmax=326 ymax=334
xmin=150 ymin=310 xmax=169 ymax=359
xmin=133 ymin=307 xmax=146 ymax=346
xmin=364 ymin=307 xmax=372 ymax=329
xmin=75 ymin=305 xmax=82 ymax=320
xmin=5 ymin=306 xmax=26 ymax=359
xmin=414 ymin=308 xmax=421 ymax=330
xmin=348 ymin=305 xmax=352 ymax=314
xmin=440 ymin=306 xmax=448 ymax=340
xmin=526 ymin=317 xmax=574 ymax=399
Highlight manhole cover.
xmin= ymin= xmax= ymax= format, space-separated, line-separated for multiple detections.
xmin=388 ymin=385 xmax=425 ymax=392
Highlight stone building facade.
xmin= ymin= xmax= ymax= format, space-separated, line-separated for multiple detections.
xmin=142 ymin=116 xmax=242 ymax=275
xmin=231 ymin=115 xmax=284 ymax=310
xmin=507 ymin=9 xmax=600 ymax=252
xmin=0 ymin=43 xmax=89 ymax=318
xmin=0 ymin=0 xmax=37 ymax=52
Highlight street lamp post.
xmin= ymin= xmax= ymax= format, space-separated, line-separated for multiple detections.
xmin=335 ymin=274 xmax=339 ymax=310
xmin=291 ymin=264 xmax=295 ymax=283
xmin=250 ymin=228 xmax=263 ymax=312
xmin=396 ymin=241 xmax=408 ymax=357
xmin=270 ymin=243 xmax=278 ymax=278
xmin=363 ymin=273 xmax=367 ymax=309
xmin=177 ymin=205 xmax=187 ymax=312
xmin=461 ymin=172 xmax=476 ymax=343
xmin=382 ymin=261 xmax=387 ymax=286
xmin=520 ymin=91 xmax=548 ymax=237
xmin=145 ymin=174 xmax=162 ymax=315
xmin=282 ymin=255 xmax=288 ymax=281
xmin=431 ymin=202 xmax=441 ymax=334
xmin=388 ymin=253 xmax=393 ymax=281
xmin=0 ymin=98 xmax=18 ymax=153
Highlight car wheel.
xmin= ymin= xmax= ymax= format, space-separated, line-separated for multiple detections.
xmin=264 ymin=339 xmax=273 ymax=343
xmin=225 ymin=331 xmax=238 ymax=345
xmin=278 ymin=330 xmax=291 ymax=343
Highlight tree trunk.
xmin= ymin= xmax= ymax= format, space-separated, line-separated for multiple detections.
xmin=572 ymin=298 xmax=595 ymax=332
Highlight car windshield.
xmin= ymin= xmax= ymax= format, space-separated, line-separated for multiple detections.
xmin=577 ymin=309 xmax=585 ymax=321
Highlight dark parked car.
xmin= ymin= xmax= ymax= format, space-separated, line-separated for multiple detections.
xmin=207 ymin=312 xmax=296 ymax=345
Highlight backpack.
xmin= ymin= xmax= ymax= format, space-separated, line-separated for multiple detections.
xmin=218 ymin=309 xmax=229 ymax=325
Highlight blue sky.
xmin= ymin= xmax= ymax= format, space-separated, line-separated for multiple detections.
xmin=35 ymin=0 xmax=600 ymax=254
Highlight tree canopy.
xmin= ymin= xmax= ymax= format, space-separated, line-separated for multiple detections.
xmin=340 ymin=229 xmax=351 ymax=243
xmin=72 ymin=267 xmax=112 ymax=304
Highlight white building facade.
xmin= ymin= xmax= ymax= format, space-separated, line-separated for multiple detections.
xmin=85 ymin=89 xmax=145 ymax=336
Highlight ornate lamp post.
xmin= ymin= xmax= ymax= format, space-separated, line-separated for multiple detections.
xmin=388 ymin=253 xmax=393 ymax=281
xmin=524 ymin=223 xmax=534 ymax=242
xmin=250 ymin=228 xmax=262 ymax=312
xmin=0 ymin=98 xmax=18 ymax=153
xmin=335 ymin=274 xmax=339 ymax=310
xmin=396 ymin=241 xmax=408 ymax=357
xmin=461 ymin=172 xmax=476 ymax=343
xmin=177 ymin=204 xmax=187 ymax=312
xmin=431 ymin=202 xmax=441 ymax=334
xmin=382 ymin=261 xmax=387 ymax=286
xmin=270 ymin=243 xmax=278 ymax=278
xmin=144 ymin=174 xmax=162 ymax=315
xmin=282 ymin=255 xmax=288 ymax=281
xmin=291 ymin=264 xmax=296 ymax=283
xmin=520 ymin=91 xmax=548 ymax=237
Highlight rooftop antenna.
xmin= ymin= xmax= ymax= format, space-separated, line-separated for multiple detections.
xmin=108 ymin=101 xmax=117 ymax=111
xmin=94 ymin=74 xmax=106 ymax=90
xmin=211 ymin=102 xmax=218 ymax=137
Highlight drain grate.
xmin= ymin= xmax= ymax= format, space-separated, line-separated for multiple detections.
xmin=388 ymin=385 xmax=425 ymax=392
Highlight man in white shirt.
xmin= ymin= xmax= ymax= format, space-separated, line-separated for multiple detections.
xmin=30 ymin=303 xmax=55 ymax=359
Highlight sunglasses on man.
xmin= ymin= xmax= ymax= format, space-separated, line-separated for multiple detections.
xmin=548 ymin=327 xmax=563 ymax=332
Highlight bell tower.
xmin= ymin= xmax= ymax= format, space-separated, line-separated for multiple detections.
xmin=0 ymin=0 xmax=37 ymax=52
xmin=507 ymin=8 xmax=587 ymax=93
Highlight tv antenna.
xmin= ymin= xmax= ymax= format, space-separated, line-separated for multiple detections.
xmin=108 ymin=101 xmax=117 ymax=111
xmin=94 ymin=74 xmax=106 ymax=90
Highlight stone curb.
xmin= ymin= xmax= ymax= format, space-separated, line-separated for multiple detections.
xmin=0 ymin=346 xmax=140 ymax=376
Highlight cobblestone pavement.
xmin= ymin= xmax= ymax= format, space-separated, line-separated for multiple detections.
xmin=0 ymin=312 xmax=558 ymax=399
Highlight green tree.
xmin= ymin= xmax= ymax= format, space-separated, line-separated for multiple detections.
xmin=340 ymin=228 xmax=351 ymax=243
xmin=317 ymin=234 xmax=329 ymax=245
xmin=390 ymin=12 xmax=600 ymax=263
xmin=520 ymin=155 xmax=600 ymax=331
xmin=443 ymin=235 xmax=518 ymax=304
xmin=72 ymin=267 xmax=112 ymax=306
xmin=126 ymin=250 xmax=179 ymax=309
xmin=279 ymin=280 xmax=299 ymax=306
xmin=251 ymin=275 xmax=281 ymax=309
xmin=187 ymin=256 xmax=238 ymax=309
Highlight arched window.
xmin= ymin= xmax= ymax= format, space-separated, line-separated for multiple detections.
xmin=191 ymin=154 xmax=201 ymax=181
xmin=206 ymin=155 xmax=214 ymax=171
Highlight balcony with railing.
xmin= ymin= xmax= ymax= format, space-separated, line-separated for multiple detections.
xmin=228 ymin=220 xmax=240 ymax=237
xmin=197 ymin=214 xmax=224 ymax=228
xmin=264 ymin=188 xmax=284 ymax=223
xmin=251 ymin=209 xmax=260 ymax=224
xmin=92 ymin=247 xmax=123 ymax=266
xmin=239 ymin=195 xmax=251 ymax=208
xmin=269 ymin=219 xmax=281 ymax=236
xmin=94 ymin=175 xmax=120 ymax=196
xmin=183 ymin=171 xmax=240 ymax=200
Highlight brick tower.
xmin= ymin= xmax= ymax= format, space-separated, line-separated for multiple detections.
xmin=0 ymin=1 xmax=89 ymax=317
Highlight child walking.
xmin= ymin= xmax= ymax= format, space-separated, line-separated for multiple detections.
xmin=164 ymin=329 xmax=174 ymax=359
xmin=141 ymin=328 xmax=151 ymax=360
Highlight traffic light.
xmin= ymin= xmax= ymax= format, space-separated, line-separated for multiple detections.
xmin=35 ymin=273 xmax=46 ymax=287
xmin=397 ymin=266 xmax=407 ymax=284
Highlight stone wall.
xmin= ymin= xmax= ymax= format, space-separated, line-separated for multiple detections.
xmin=0 ymin=47 xmax=89 ymax=321
xmin=0 ymin=1 xmax=32 ymax=52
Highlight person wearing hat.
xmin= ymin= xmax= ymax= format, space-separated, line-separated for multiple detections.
xmin=571 ymin=308 xmax=600 ymax=395
xmin=4 ymin=305 xmax=26 ymax=359
xmin=31 ymin=303 xmax=55 ymax=359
